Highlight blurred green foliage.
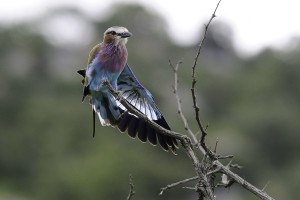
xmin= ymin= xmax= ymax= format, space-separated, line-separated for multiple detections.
xmin=0 ymin=3 xmax=300 ymax=200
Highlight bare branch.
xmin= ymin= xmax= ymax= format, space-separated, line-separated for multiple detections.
xmin=216 ymin=155 xmax=234 ymax=160
xmin=262 ymin=181 xmax=270 ymax=192
xmin=229 ymin=163 xmax=243 ymax=170
xmin=191 ymin=0 xmax=222 ymax=151
xmin=213 ymin=138 xmax=219 ymax=153
xmin=207 ymin=165 xmax=221 ymax=176
xmin=159 ymin=176 xmax=198 ymax=195
xmin=190 ymin=2 xmax=276 ymax=199
xmin=219 ymin=163 xmax=275 ymax=200
xmin=168 ymin=0 xmax=275 ymax=198
xmin=183 ymin=186 xmax=197 ymax=190
xmin=169 ymin=60 xmax=196 ymax=141
xmin=126 ymin=174 xmax=135 ymax=200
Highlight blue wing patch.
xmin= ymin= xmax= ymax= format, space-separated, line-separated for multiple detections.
xmin=117 ymin=64 xmax=162 ymax=121
xmin=116 ymin=64 xmax=178 ymax=152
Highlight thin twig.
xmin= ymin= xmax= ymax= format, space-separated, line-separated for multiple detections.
xmin=159 ymin=176 xmax=198 ymax=195
xmin=216 ymin=155 xmax=234 ymax=160
xmin=183 ymin=186 xmax=197 ymax=190
xmin=207 ymin=164 xmax=221 ymax=176
xmin=219 ymin=163 xmax=274 ymax=200
xmin=169 ymin=60 xmax=196 ymax=141
xmin=126 ymin=174 xmax=135 ymax=200
xmin=229 ymin=163 xmax=243 ymax=169
xmin=191 ymin=0 xmax=222 ymax=151
xmin=262 ymin=181 xmax=270 ymax=192
xmin=213 ymin=138 xmax=219 ymax=153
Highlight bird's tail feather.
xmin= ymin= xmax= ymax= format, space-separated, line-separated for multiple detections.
xmin=117 ymin=112 xmax=178 ymax=153
xmin=92 ymin=93 xmax=121 ymax=126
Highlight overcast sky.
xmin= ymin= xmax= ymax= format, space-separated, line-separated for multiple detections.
xmin=1 ymin=0 xmax=300 ymax=56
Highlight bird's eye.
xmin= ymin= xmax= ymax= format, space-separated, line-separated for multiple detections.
xmin=108 ymin=31 xmax=117 ymax=35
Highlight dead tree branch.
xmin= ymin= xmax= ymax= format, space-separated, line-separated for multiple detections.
xmin=159 ymin=176 xmax=198 ymax=196
xmin=169 ymin=60 xmax=196 ymax=140
xmin=126 ymin=174 xmax=135 ymax=200
xmin=218 ymin=165 xmax=274 ymax=200
xmin=186 ymin=0 xmax=275 ymax=199
xmin=191 ymin=0 xmax=222 ymax=153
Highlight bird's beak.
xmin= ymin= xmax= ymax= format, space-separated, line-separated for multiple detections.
xmin=118 ymin=31 xmax=133 ymax=38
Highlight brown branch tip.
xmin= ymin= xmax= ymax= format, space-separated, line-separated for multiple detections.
xmin=126 ymin=174 xmax=135 ymax=200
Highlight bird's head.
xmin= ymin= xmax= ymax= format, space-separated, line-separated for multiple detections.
xmin=103 ymin=26 xmax=132 ymax=45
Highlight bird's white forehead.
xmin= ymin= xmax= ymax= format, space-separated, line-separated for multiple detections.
xmin=104 ymin=26 xmax=129 ymax=34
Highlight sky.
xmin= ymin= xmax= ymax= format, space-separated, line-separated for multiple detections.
xmin=1 ymin=0 xmax=300 ymax=56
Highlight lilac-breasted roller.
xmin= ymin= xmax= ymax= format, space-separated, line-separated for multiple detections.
xmin=77 ymin=26 xmax=178 ymax=152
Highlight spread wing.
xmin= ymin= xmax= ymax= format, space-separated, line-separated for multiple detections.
xmin=117 ymin=64 xmax=178 ymax=152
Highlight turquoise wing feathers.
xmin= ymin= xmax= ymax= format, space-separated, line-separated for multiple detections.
xmin=117 ymin=64 xmax=178 ymax=152
xmin=117 ymin=64 xmax=162 ymax=121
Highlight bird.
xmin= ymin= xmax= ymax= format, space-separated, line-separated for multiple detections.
xmin=77 ymin=26 xmax=178 ymax=153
